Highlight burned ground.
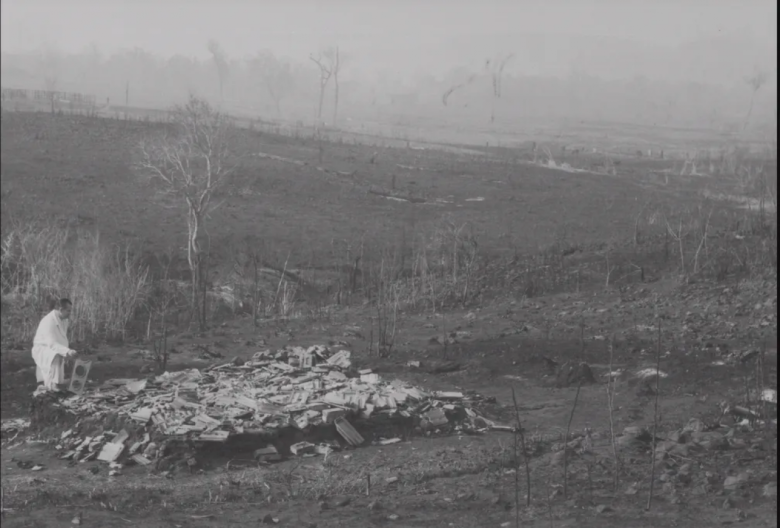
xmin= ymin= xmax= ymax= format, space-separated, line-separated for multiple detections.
xmin=1 ymin=111 xmax=777 ymax=527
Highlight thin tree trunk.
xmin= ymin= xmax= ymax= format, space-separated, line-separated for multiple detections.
xmin=743 ymin=90 xmax=757 ymax=131
xmin=187 ymin=207 xmax=204 ymax=329
xmin=333 ymin=76 xmax=339 ymax=126
xmin=200 ymin=252 xmax=208 ymax=329
xmin=318 ymin=84 xmax=326 ymax=121
xmin=332 ymin=48 xmax=340 ymax=126
xmin=252 ymin=257 xmax=260 ymax=326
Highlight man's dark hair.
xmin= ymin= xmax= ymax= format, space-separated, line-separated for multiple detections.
xmin=58 ymin=298 xmax=72 ymax=309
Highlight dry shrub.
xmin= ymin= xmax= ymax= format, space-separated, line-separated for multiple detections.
xmin=1 ymin=224 xmax=149 ymax=347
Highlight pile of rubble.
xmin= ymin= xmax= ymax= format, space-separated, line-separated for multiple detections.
xmin=35 ymin=345 xmax=501 ymax=467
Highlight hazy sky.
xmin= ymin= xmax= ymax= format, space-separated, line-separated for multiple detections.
xmin=2 ymin=0 xmax=776 ymax=62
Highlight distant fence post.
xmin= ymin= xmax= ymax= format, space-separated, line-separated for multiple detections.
xmin=0 ymin=87 xmax=97 ymax=112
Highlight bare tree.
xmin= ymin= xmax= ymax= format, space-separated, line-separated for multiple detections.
xmin=743 ymin=70 xmax=769 ymax=131
xmin=488 ymin=53 xmax=514 ymax=123
xmin=326 ymin=47 xmax=342 ymax=126
xmin=310 ymin=51 xmax=335 ymax=123
xmin=207 ymin=40 xmax=230 ymax=102
xmin=38 ymin=48 xmax=60 ymax=113
xmin=248 ymin=51 xmax=295 ymax=117
xmin=147 ymin=253 xmax=180 ymax=373
xmin=442 ymin=71 xmax=479 ymax=107
xmin=135 ymin=96 xmax=237 ymax=329
xmin=232 ymin=235 xmax=265 ymax=326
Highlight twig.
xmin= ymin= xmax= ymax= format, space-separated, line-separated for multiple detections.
xmin=758 ymin=344 xmax=767 ymax=427
xmin=511 ymin=387 xmax=532 ymax=511
xmin=646 ymin=317 xmax=663 ymax=510
xmin=563 ymin=323 xmax=586 ymax=499
xmin=512 ymin=391 xmax=520 ymax=528
xmin=692 ymin=205 xmax=713 ymax=274
xmin=606 ymin=334 xmax=620 ymax=491
xmin=562 ymin=382 xmax=583 ymax=500
xmin=546 ymin=470 xmax=555 ymax=528
xmin=586 ymin=459 xmax=594 ymax=504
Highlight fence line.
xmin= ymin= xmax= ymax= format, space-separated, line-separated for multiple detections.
xmin=1 ymin=87 xmax=97 ymax=106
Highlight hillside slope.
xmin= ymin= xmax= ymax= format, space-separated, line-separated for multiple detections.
xmin=1 ymin=112 xmax=703 ymax=270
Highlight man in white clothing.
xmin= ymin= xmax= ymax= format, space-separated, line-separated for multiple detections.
xmin=31 ymin=298 xmax=77 ymax=392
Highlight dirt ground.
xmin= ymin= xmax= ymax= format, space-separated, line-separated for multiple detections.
xmin=1 ymin=111 xmax=777 ymax=526
xmin=2 ymin=275 xmax=777 ymax=527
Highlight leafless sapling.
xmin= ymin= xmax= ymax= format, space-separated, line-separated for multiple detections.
xmin=135 ymin=96 xmax=237 ymax=329
xmin=207 ymin=39 xmax=230 ymax=101
xmin=743 ymin=70 xmax=769 ymax=131
xmin=488 ymin=53 xmax=514 ymax=123
xmin=310 ymin=52 xmax=334 ymax=122
xmin=646 ymin=317 xmax=664 ymax=510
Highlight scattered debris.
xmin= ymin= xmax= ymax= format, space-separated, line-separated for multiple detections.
xmin=634 ymin=368 xmax=669 ymax=380
xmin=555 ymin=362 xmax=596 ymax=388
xmin=427 ymin=361 xmax=462 ymax=374
xmin=261 ymin=513 xmax=279 ymax=524
xmin=97 ymin=443 xmax=124 ymax=463
xmin=421 ymin=408 xmax=448 ymax=429
xmin=130 ymin=454 xmax=151 ymax=466
xmin=254 ymin=446 xmax=282 ymax=463
xmin=335 ymin=416 xmax=365 ymax=446
xmin=290 ymin=441 xmax=316 ymax=455
xmin=723 ymin=472 xmax=751 ymax=491
xmin=762 ymin=482 xmax=777 ymax=498
xmin=0 ymin=419 xmax=30 ymax=441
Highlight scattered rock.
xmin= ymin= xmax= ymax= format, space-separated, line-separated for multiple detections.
xmin=595 ymin=504 xmax=612 ymax=514
xmin=692 ymin=432 xmax=729 ymax=451
xmin=666 ymin=429 xmax=690 ymax=443
xmin=762 ymin=482 xmax=777 ymax=498
xmin=723 ymin=472 xmax=750 ymax=491
xmin=555 ymin=362 xmax=596 ymax=388
xmin=427 ymin=361 xmax=462 ymax=374
xmin=334 ymin=497 xmax=351 ymax=507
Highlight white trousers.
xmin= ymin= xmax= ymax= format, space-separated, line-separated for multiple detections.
xmin=32 ymin=347 xmax=66 ymax=390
